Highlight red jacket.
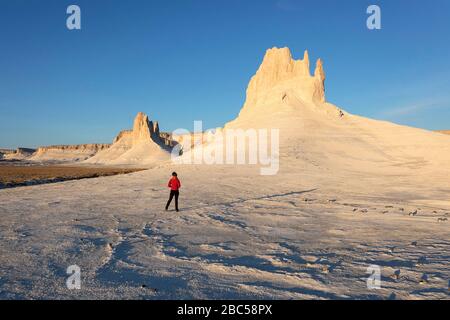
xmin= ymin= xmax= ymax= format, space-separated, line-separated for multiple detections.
xmin=168 ymin=177 xmax=181 ymax=191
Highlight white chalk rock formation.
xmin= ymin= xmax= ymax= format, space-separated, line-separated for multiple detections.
xmin=1 ymin=148 xmax=36 ymax=161
xmin=0 ymin=149 xmax=16 ymax=160
xmin=85 ymin=112 xmax=171 ymax=166
xmin=237 ymin=48 xmax=327 ymax=114
xmin=216 ymin=47 xmax=450 ymax=171
xmin=225 ymin=47 xmax=343 ymax=131
xmin=132 ymin=112 xmax=153 ymax=145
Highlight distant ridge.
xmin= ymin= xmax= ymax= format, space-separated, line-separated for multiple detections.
xmin=1 ymin=148 xmax=36 ymax=160
xmin=29 ymin=144 xmax=110 ymax=162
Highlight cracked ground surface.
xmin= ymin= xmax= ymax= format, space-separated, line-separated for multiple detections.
xmin=0 ymin=162 xmax=449 ymax=299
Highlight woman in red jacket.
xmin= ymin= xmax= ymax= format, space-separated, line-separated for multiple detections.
xmin=165 ymin=172 xmax=181 ymax=212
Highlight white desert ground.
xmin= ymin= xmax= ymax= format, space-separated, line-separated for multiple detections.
xmin=0 ymin=48 xmax=449 ymax=299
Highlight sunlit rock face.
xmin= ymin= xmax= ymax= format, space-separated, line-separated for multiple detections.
xmin=240 ymin=47 xmax=326 ymax=117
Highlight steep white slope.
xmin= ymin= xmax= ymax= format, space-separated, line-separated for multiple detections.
xmin=85 ymin=130 xmax=134 ymax=163
xmin=106 ymin=140 xmax=170 ymax=165
xmin=221 ymin=47 xmax=450 ymax=173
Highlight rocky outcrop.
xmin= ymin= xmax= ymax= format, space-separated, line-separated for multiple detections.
xmin=1 ymin=148 xmax=36 ymax=160
xmin=35 ymin=144 xmax=109 ymax=153
xmin=113 ymin=130 xmax=133 ymax=144
xmin=153 ymin=121 xmax=160 ymax=135
xmin=240 ymin=47 xmax=327 ymax=116
xmin=111 ymin=112 xmax=175 ymax=148
xmin=132 ymin=112 xmax=154 ymax=145
xmin=224 ymin=47 xmax=343 ymax=129
xmin=159 ymin=132 xmax=177 ymax=147
xmin=313 ymin=58 xmax=326 ymax=103
xmin=0 ymin=149 xmax=14 ymax=159
xmin=85 ymin=112 xmax=175 ymax=166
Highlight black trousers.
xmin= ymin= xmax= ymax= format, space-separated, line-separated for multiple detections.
xmin=166 ymin=190 xmax=179 ymax=210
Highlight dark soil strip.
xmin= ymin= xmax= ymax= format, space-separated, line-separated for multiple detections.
xmin=0 ymin=166 xmax=146 ymax=189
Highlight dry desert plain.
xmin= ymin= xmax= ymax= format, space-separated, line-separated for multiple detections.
xmin=0 ymin=48 xmax=449 ymax=299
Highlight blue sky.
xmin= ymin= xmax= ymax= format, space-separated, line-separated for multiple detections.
xmin=1 ymin=0 xmax=450 ymax=148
